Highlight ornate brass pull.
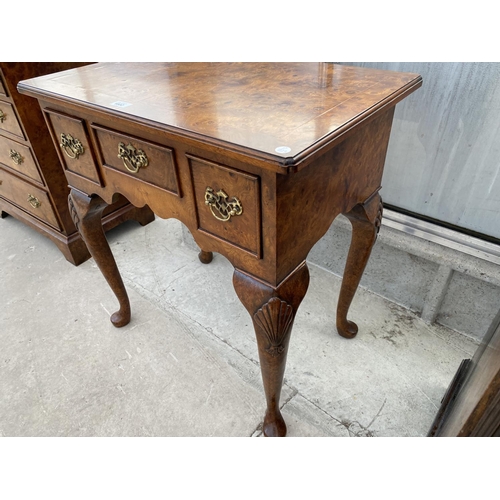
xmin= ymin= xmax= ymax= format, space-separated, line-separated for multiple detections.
xmin=9 ymin=149 xmax=23 ymax=165
xmin=117 ymin=142 xmax=149 ymax=173
xmin=0 ymin=109 xmax=6 ymax=123
xmin=27 ymin=194 xmax=41 ymax=209
xmin=60 ymin=133 xmax=84 ymax=159
xmin=204 ymin=187 xmax=243 ymax=222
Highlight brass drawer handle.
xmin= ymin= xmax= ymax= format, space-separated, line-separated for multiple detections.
xmin=117 ymin=142 xmax=149 ymax=173
xmin=60 ymin=133 xmax=84 ymax=159
xmin=27 ymin=194 xmax=41 ymax=208
xmin=204 ymin=187 xmax=243 ymax=222
xmin=9 ymin=149 xmax=23 ymax=165
xmin=0 ymin=109 xmax=6 ymax=123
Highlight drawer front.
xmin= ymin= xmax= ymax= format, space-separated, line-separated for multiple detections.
xmin=0 ymin=167 xmax=61 ymax=230
xmin=45 ymin=109 xmax=101 ymax=185
xmin=0 ymin=74 xmax=6 ymax=96
xmin=92 ymin=124 xmax=180 ymax=195
xmin=0 ymin=101 xmax=24 ymax=140
xmin=188 ymin=155 xmax=261 ymax=257
xmin=0 ymin=136 xmax=43 ymax=184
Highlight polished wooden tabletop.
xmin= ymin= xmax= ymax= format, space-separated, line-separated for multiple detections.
xmin=18 ymin=62 xmax=421 ymax=164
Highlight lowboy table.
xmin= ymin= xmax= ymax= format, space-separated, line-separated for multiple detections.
xmin=18 ymin=63 xmax=422 ymax=436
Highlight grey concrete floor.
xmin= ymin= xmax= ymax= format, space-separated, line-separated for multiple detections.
xmin=0 ymin=214 xmax=479 ymax=437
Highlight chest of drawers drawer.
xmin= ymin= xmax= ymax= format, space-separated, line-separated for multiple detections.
xmin=0 ymin=76 xmax=6 ymax=97
xmin=0 ymin=135 xmax=43 ymax=184
xmin=0 ymin=166 xmax=61 ymax=230
xmin=0 ymin=101 xmax=24 ymax=140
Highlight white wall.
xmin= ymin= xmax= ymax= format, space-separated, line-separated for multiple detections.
xmin=342 ymin=62 xmax=500 ymax=240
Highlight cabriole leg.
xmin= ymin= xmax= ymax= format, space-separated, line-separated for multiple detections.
xmin=337 ymin=192 xmax=383 ymax=338
xmin=233 ymin=263 xmax=310 ymax=437
xmin=68 ymin=189 xmax=131 ymax=327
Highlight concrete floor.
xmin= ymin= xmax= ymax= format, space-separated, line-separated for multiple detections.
xmin=0 ymin=214 xmax=479 ymax=437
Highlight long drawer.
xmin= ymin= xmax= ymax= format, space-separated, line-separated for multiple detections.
xmin=0 ymin=167 xmax=61 ymax=230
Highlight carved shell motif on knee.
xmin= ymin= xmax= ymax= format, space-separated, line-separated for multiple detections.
xmin=253 ymin=297 xmax=294 ymax=357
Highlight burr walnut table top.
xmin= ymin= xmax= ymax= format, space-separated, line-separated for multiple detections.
xmin=18 ymin=62 xmax=421 ymax=168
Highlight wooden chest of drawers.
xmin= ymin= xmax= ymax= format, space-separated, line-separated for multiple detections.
xmin=0 ymin=63 xmax=154 ymax=265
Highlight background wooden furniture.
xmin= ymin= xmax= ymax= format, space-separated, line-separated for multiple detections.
xmin=0 ymin=63 xmax=154 ymax=265
xmin=429 ymin=308 xmax=500 ymax=436
xmin=19 ymin=63 xmax=422 ymax=436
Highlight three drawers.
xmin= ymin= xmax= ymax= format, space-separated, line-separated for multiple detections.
xmin=44 ymin=108 xmax=262 ymax=258
xmin=0 ymin=70 xmax=51 ymax=229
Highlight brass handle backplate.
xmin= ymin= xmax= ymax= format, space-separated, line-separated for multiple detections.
xmin=27 ymin=194 xmax=41 ymax=209
xmin=204 ymin=187 xmax=243 ymax=222
xmin=0 ymin=109 xmax=6 ymax=123
xmin=117 ymin=142 xmax=149 ymax=173
xmin=9 ymin=149 xmax=23 ymax=165
xmin=60 ymin=133 xmax=84 ymax=159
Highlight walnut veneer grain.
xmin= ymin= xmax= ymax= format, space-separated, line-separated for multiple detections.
xmin=19 ymin=63 xmax=422 ymax=436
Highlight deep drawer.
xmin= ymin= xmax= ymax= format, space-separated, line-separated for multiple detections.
xmin=92 ymin=124 xmax=180 ymax=195
xmin=0 ymin=135 xmax=43 ymax=184
xmin=44 ymin=108 xmax=101 ymax=185
xmin=0 ymin=167 xmax=61 ymax=230
xmin=188 ymin=155 xmax=261 ymax=257
xmin=0 ymin=101 xmax=24 ymax=140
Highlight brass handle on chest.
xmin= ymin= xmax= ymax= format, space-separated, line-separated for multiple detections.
xmin=9 ymin=149 xmax=23 ymax=165
xmin=204 ymin=187 xmax=243 ymax=222
xmin=27 ymin=194 xmax=41 ymax=209
xmin=117 ymin=142 xmax=149 ymax=173
xmin=0 ymin=109 xmax=6 ymax=123
xmin=60 ymin=133 xmax=84 ymax=159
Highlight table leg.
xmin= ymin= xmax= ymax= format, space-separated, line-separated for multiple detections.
xmin=68 ymin=189 xmax=131 ymax=327
xmin=336 ymin=192 xmax=383 ymax=339
xmin=233 ymin=262 xmax=310 ymax=437
xmin=198 ymin=250 xmax=213 ymax=264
